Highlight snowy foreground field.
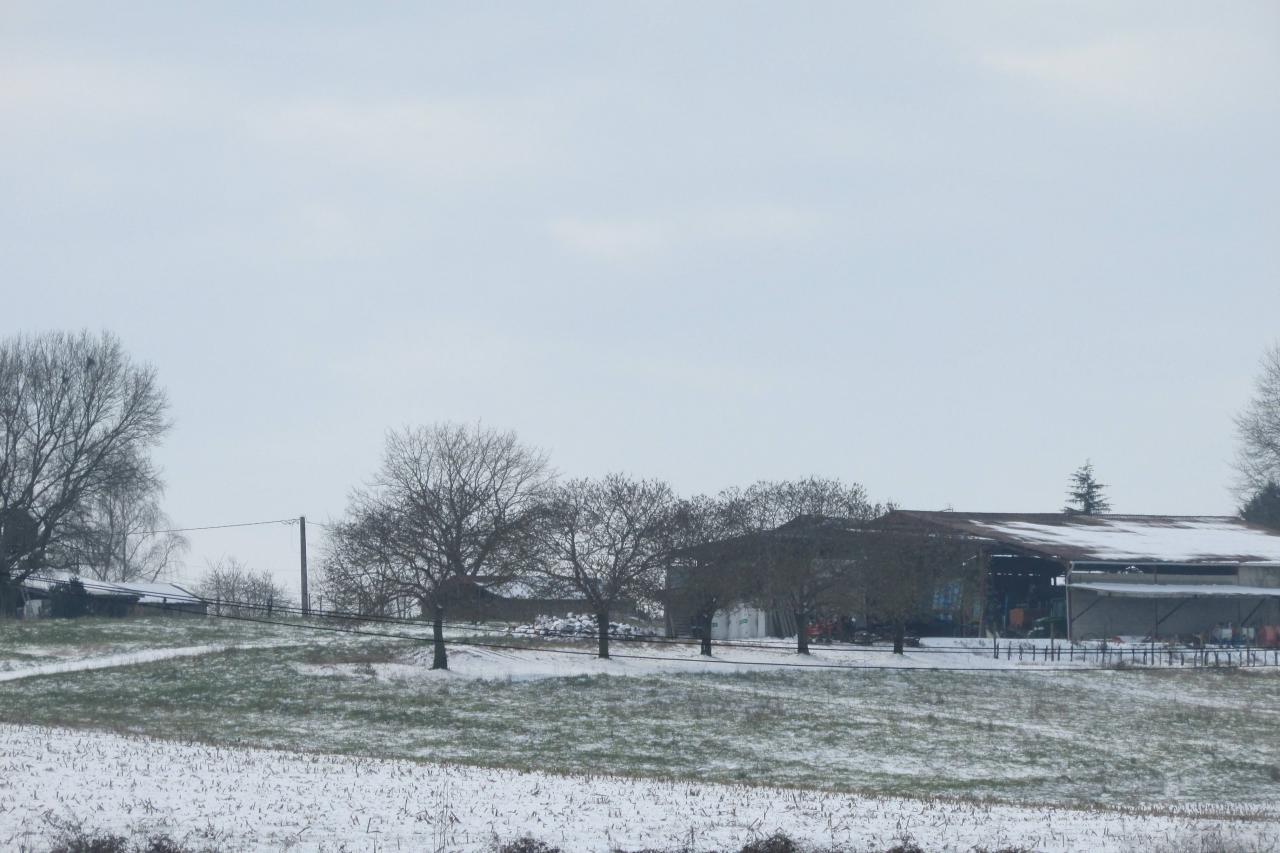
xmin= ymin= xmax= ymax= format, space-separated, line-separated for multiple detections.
xmin=2 ymin=724 xmax=1277 ymax=853
xmin=2 ymin=617 xmax=1279 ymax=851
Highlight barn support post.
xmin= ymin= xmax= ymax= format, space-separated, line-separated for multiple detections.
xmin=975 ymin=548 xmax=990 ymax=638
xmin=1065 ymin=563 xmax=1074 ymax=644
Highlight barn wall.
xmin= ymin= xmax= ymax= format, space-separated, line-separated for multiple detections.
xmin=709 ymin=606 xmax=770 ymax=640
xmin=1069 ymin=590 xmax=1280 ymax=640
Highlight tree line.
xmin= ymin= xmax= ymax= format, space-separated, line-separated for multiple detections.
xmin=4 ymin=330 xmax=1280 ymax=660
xmin=316 ymin=421 xmax=982 ymax=667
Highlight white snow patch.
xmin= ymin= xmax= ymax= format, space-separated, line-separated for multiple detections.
xmin=0 ymin=642 xmax=282 ymax=683
xmin=0 ymin=724 xmax=1273 ymax=852
xmin=976 ymin=517 xmax=1280 ymax=562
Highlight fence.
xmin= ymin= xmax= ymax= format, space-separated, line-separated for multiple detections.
xmin=989 ymin=638 xmax=1280 ymax=668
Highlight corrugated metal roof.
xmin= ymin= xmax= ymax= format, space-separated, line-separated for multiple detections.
xmin=1071 ymin=582 xmax=1280 ymax=598
xmin=22 ymin=573 xmax=201 ymax=603
xmin=883 ymin=511 xmax=1280 ymax=563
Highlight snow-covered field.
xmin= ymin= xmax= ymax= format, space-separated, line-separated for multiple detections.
xmin=3 ymin=616 xmax=1280 ymax=851
xmin=2 ymin=723 xmax=1275 ymax=853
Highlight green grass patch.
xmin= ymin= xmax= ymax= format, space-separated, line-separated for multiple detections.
xmin=3 ymin=620 xmax=1279 ymax=809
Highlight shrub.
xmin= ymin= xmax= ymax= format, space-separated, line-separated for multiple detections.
xmin=496 ymin=837 xmax=563 ymax=853
xmin=740 ymin=834 xmax=800 ymax=853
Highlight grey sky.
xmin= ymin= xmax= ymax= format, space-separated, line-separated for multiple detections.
xmin=3 ymin=2 xmax=1278 ymax=596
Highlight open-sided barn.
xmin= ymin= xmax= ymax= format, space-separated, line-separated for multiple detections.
xmin=884 ymin=511 xmax=1280 ymax=642
xmin=668 ymin=511 xmax=1280 ymax=644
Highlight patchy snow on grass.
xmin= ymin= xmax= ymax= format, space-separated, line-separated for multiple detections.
xmin=1 ymin=724 xmax=1274 ymax=853
xmin=360 ymin=639 xmax=1082 ymax=682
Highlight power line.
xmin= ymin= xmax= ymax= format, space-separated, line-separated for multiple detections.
xmin=127 ymin=517 xmax=301 ymax=537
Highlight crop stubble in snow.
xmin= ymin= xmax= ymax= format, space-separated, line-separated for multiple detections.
xmin=1 ymin=724 xmax=1276 ymax=852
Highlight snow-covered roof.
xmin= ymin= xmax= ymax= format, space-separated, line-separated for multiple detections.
xmin=21 ymin=573 xmax=201 ymax=603
xmin=1070 ymin=582 xmax=1280 ymax=599
xmin=885 ymin=512 xmax=1280 ymax=563
xmin=107 ymin=581 xmax=201 ymax=604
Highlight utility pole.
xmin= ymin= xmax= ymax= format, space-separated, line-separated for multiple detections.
xmin=299 ymin=515 xmax=309 ymax=616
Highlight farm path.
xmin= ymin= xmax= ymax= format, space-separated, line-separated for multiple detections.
xmin=0 ymin=640 xmax=289 ymax=683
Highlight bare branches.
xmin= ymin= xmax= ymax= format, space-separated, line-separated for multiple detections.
xmin=49 ymin=469 xmax=188 ymax=583
xmin=1234 ymin=343 xmax=1280 ymax=499
xmin=199 ymin=557 xmax=290 ymax=616
xmin=729 ymin=478 xmax=879 ymax=654
xmin=0 ymin=331 xmax=170 ymax=586
xmin=852 ymin=526 xmax=975 ymax=653
xmin=324 ymin=422 xmax=553 ymax=668
xmin=534 ymin=473 xmax=676 ymax=658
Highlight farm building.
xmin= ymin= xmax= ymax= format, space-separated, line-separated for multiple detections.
xmin=17 ymin=574 xmax=207 ymax=618
xmin=666 ymin=515 xmax=907 ymax=641
xmin=432 ymin=576 xmax=641 ymax=624
xmin=884 ymin=511 xmax=1280 ymax=642
xmin=667 ymin=511 xmax=1280 ymax=644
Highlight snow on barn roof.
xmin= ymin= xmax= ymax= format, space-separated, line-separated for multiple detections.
xmin=884 ymin=511 xmax=1280 ymax=564
xmin=22 ymin=573 xmax=201 ymax=603
xmin=106 ymin=581 xmax=201 ymax=604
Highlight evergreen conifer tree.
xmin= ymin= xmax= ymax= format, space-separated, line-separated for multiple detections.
xmin=1241 ymin=482 xmax=1280 ymax=530
xmin=1064 ymin=460 xmax=1111 ymax=515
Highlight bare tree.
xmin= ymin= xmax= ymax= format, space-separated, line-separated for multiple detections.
xmin=853 ymin=526 xmax=974 ymax=654
xmin=0 ymin=331 xmax=169 ymax=613
xmin=51 ymin=471 xmax=188 ymax=582
xmin=535 ymin=473 xmax=675 ymax=658
xmin=199 ymin=557 xmax=290 ymax=616
xmin=667 ymin=493 xmax=745 ymax=656
xmin=332 ymin=422 xmax=553 ymax=669
xmin=1234 ymin=343 xmax=1280 ymax=497
xmin=318 ymin=514 xmax=416 ymax=617
xmin=732 ymin=478 xmax=881 ymax=654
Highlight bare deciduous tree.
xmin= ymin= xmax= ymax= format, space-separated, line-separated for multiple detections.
xmin=330 ymin=422 xmax=553 ymax=669
xmin=0 ymin=331 xmax=169 ymax=612
xmin=318 ymin=514 xmax=416 ymax=617
xmin=535 ymin=473 xmax=675 ymax=659
xmin=853 ymin=526 xmax=974 ymax=654
xmin=667 ymin=493 xmax=744 ymax=656
xmin=198 ymin=557 xmax=290 ymax=617
xmin=732 ymin=478 xmax=881 ymax=654
xmin=52 ymin=472 xmax=188 ymax=583
xmin=1234 ymin=343 xmax=1280 ymax=498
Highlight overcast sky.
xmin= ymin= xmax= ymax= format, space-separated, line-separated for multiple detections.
xmin=3 ymin=2 xmax=1278 ymax=596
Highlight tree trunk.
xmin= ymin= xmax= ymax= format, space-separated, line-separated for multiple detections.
xmin=597 ymin=609 xmax=610 ymax=659
xmin=796 ymin=611 xmax=810 ymax=655
xmin=432 ymin=603 xmax=448 ymax=670
xmin=892 ymin=618 xmax=905 ymax=655
xmin=0 ymin=576 xmax=16 ymax=619
xmin=699 ymin=607 xmax=714 ymax=656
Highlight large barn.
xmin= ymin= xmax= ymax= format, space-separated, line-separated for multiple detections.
xmin=668 ymin=511 xmax=1280 ymax=644
xmin=884 ymin=511 xmax=1280 ymax=642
